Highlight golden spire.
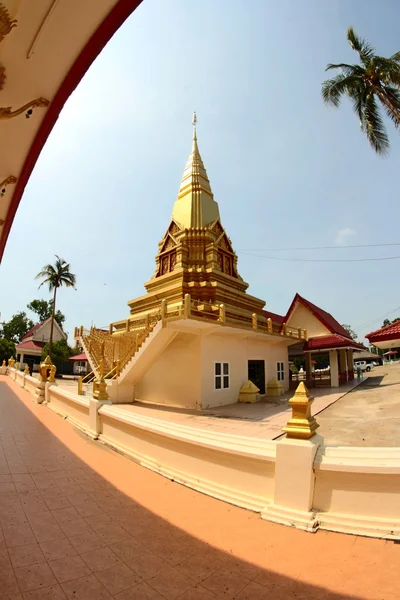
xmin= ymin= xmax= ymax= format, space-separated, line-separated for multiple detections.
xmin=172 ymin=113 xmax=220 ymax=229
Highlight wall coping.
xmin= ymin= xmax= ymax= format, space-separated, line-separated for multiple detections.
xmin=316 ymin=445 xmax=400 ymax=474
xmin=47 ymin=385 xmax=90 ymax=409
xmin=99 ymin=404 xmax=277 ymax=461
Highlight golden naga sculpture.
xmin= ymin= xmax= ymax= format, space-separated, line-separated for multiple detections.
xmin=0 ymin=97 xmax=50 ymax=120
xmin=39 ymin=355 xmax=53 ymax=382
xmin=0 ymin=3 xmax=17 ymax=45
xmin=0 ymin=175 xmax=17 ymax=197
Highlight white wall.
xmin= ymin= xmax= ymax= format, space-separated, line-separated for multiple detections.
xmin=286 ymin=302 xmax=330 ymax=338
xmin=134 ymin=332 xmax=202 ymax=408
xmin=200 ymin=335 xmax=290 ymax=409
xmin=32 ymin=320 xmax=65 ymax=343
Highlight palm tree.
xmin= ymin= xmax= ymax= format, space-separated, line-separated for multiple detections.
xmin=36 ymin=256 xmax=76 ymax=357
xmin=322 ymin=27 xmax=400 ymax=155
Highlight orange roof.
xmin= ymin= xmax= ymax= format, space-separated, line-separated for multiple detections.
xmin=68 ymin=353 xmax=88 ymax=361
xmin=16 ymin=340 xmax=45 ymax=351
xmin=304 ymin=335 xmax=364 ymax=352
xmin=366 ymin=319 xmax=400 ymax=343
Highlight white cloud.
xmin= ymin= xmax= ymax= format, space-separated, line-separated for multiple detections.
xmin=334 ymin=228 xmax=357 ymax=246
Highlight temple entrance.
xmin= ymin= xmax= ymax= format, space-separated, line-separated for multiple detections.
xmin=248 ymin=360 xmax=265 ymax=394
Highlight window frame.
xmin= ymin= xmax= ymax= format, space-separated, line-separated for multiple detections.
xmin=214 ymin=361 xmax=230 ymax=390
xmin=277 ymin=361 xmax=285 ymax=382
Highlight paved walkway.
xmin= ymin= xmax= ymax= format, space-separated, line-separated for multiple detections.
xmin=318 ymin=364 xmax=400 ymax=446
xmin=115 ymin=379 xmax=362 ymax=439
xmin=0 ymin=375 xmax=398 ymax=600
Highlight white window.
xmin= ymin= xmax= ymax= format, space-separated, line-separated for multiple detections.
xmin=215 ymin=362 xmax=229 ymax=390
xmin=277 ymin=361 xmax=285 ymax=381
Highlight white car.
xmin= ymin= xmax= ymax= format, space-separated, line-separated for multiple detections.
xmin=354 ymin=361 xmax=374 ymax=373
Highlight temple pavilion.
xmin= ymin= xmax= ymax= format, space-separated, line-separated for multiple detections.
xmin=76 ymin=117 xmax=361 ymax=407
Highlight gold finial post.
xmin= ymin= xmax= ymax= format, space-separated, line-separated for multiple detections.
xmin=282 ymin=382 xmax=319 ymax=440
xmin=192 ymin=111 xmax=197 ymax=139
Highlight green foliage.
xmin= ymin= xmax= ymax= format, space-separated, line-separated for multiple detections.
xmin=341 ymin=324 xmax=357 ymax=340
xmin=322 ymin=27 xmax=400 ymax=154
xmin=1 ymin=312 xmax=34 ymax=343
xmin=0 ymin=338 xmax=16 ymax=363
xmin=36 ymin=255 xmax=76 ymax=293
xmin=41 ymin=339 xmax=75 ymax=367
xmin=36 ymin=255 xmax=76 ymax=358
xmin=383 ymin=317 xmax=400 ymax=327
xmin=27 ymin=299 xmax=65 ymax=327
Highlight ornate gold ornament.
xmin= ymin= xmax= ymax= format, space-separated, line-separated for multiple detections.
xmin=0 ymin=64 xmax=5 ymax=91
xmin=0 ymin=175 xmax=17 ymax=197
xmin=0 ymin=97 xmax=50 ymax=120
xmin=0 ymin=3 xmax=17 ymax=45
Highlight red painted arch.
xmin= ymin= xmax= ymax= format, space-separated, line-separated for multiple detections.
xmin=0 ymin=0 xmax=143 ymax=262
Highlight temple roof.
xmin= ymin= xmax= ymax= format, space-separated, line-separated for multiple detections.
xmin=366 ymin=319 xmax=400 ymax=343
xmin=304 ymin=335 xmax=364 ymax=352
xmin=171 ymin=115 xmax=220 ymax=229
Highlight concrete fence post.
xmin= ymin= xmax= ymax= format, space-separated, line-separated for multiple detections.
xmin=261 ymin=383 xmax=323 ymax=532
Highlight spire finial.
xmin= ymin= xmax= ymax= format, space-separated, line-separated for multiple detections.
xmin=192 ymin=111 xmax=197 ymax=140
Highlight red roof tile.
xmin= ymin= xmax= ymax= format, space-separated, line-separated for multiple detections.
xmin=15 ymin=340 xmax=45 ymax=351
xmin=366 ymin=319 xmax=400 ymax=343
xmin=285 ymin=294 xmax=351 ymax=339
xmin=68 ymin=352 xmax=88 ymax=361
xmin=21 ymin=322 xmax=43 ymax=340
xmin=304 ymin=335 xmax=365 ymax=352
xmin=261 ymin=310 xmax=285 ymax=324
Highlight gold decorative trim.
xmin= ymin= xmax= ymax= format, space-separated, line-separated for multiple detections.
xmin=0 ymin=175 xmax=17 ymax=197
xmin=0 ymin=3 xmax=17 ymax=45
xmin=0 ymin=97 xmax=50 ymax=120
xmin=0 ymin=64 xmax=5 ymax=91
xmin=27 ymin=0 xmax=60 ymax=59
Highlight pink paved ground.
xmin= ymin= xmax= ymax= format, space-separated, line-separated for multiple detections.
xmin=0 ymin=375 xmax=398 ymax=600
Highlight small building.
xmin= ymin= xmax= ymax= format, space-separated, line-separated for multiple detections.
xmin=353 ymin=350 xmax=383 ymax=366
xmin=76 ymin=118 xmax=362 ymax=407
xmin=366 ymin=320 xmax=400 ymax=358
xmin=15 ymin=318 xmax=67 ymax=372
xmin=68 ymin=352 xmax=89 ymax=375
xmin=286 ymin=294 xmax=365 ymax=388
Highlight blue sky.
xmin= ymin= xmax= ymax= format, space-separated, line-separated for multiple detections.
xmin=1 ymin=0 xmax=400 ymax=343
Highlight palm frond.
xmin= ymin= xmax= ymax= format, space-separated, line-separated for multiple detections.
xmin=379 ymin=85 xmax=400 ymax=129
xmin=35 ymin=255 xmax=76 ymax=292
xmin=321 ymin=73 xmax=363 ymax=107
xmin=325 ymin=63 xmax=360 ymax=76
xmin=390 ymin=50 xmax=400 ymax=62
xmin=363 ymin=93 xmax=389 ymax=155
xmin=347 ymin=27 xmax=375 ymax=66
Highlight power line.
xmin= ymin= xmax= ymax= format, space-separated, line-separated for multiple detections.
xmin=355 ymin=306 xmax=400 ymax=331
xmin=238 ymin=242 xmax=400 ymax=252
xmin=238 ymin=252 xmax=400 ymax=263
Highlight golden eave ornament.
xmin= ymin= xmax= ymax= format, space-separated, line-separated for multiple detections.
xmin=0 ymin=97 xmax=50 ymax=120
xmin=0 ymin=175 xmax=17 ymax=197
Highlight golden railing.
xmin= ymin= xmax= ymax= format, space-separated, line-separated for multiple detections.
xmin=76 ymin=312 xmax=162 ymax=384
xmin=74 ymin=295 xmax=307 ymax=393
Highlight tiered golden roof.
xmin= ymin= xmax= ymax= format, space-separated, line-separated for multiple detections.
xmin=117 ymin=116 xmax=266 ymax=328
xmin=171 ymin=119 xmax=220 ymax=229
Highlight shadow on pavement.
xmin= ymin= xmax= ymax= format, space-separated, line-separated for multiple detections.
xmin=0 ymin=379 xmax=380 ymax=599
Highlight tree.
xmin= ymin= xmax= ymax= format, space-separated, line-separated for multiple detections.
xmin=41 ymin=339 xmax=80 ymax=374
xmin=383 ymin=317 xmax=400 ymax=327
xmin=1 ymin=312 xmax=34 ymax=343
xmin=36 ymin=256 xmax=76 ymax=358
xmin=27 ymin=299 xmax=65 ymax=327
xmin=322 ymin=27 xmax=400 ymax=155
xmin=0 ymin=338 xmax=16 ymax=364
xmin=342 ymin=324 xmax=357 ymax=340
